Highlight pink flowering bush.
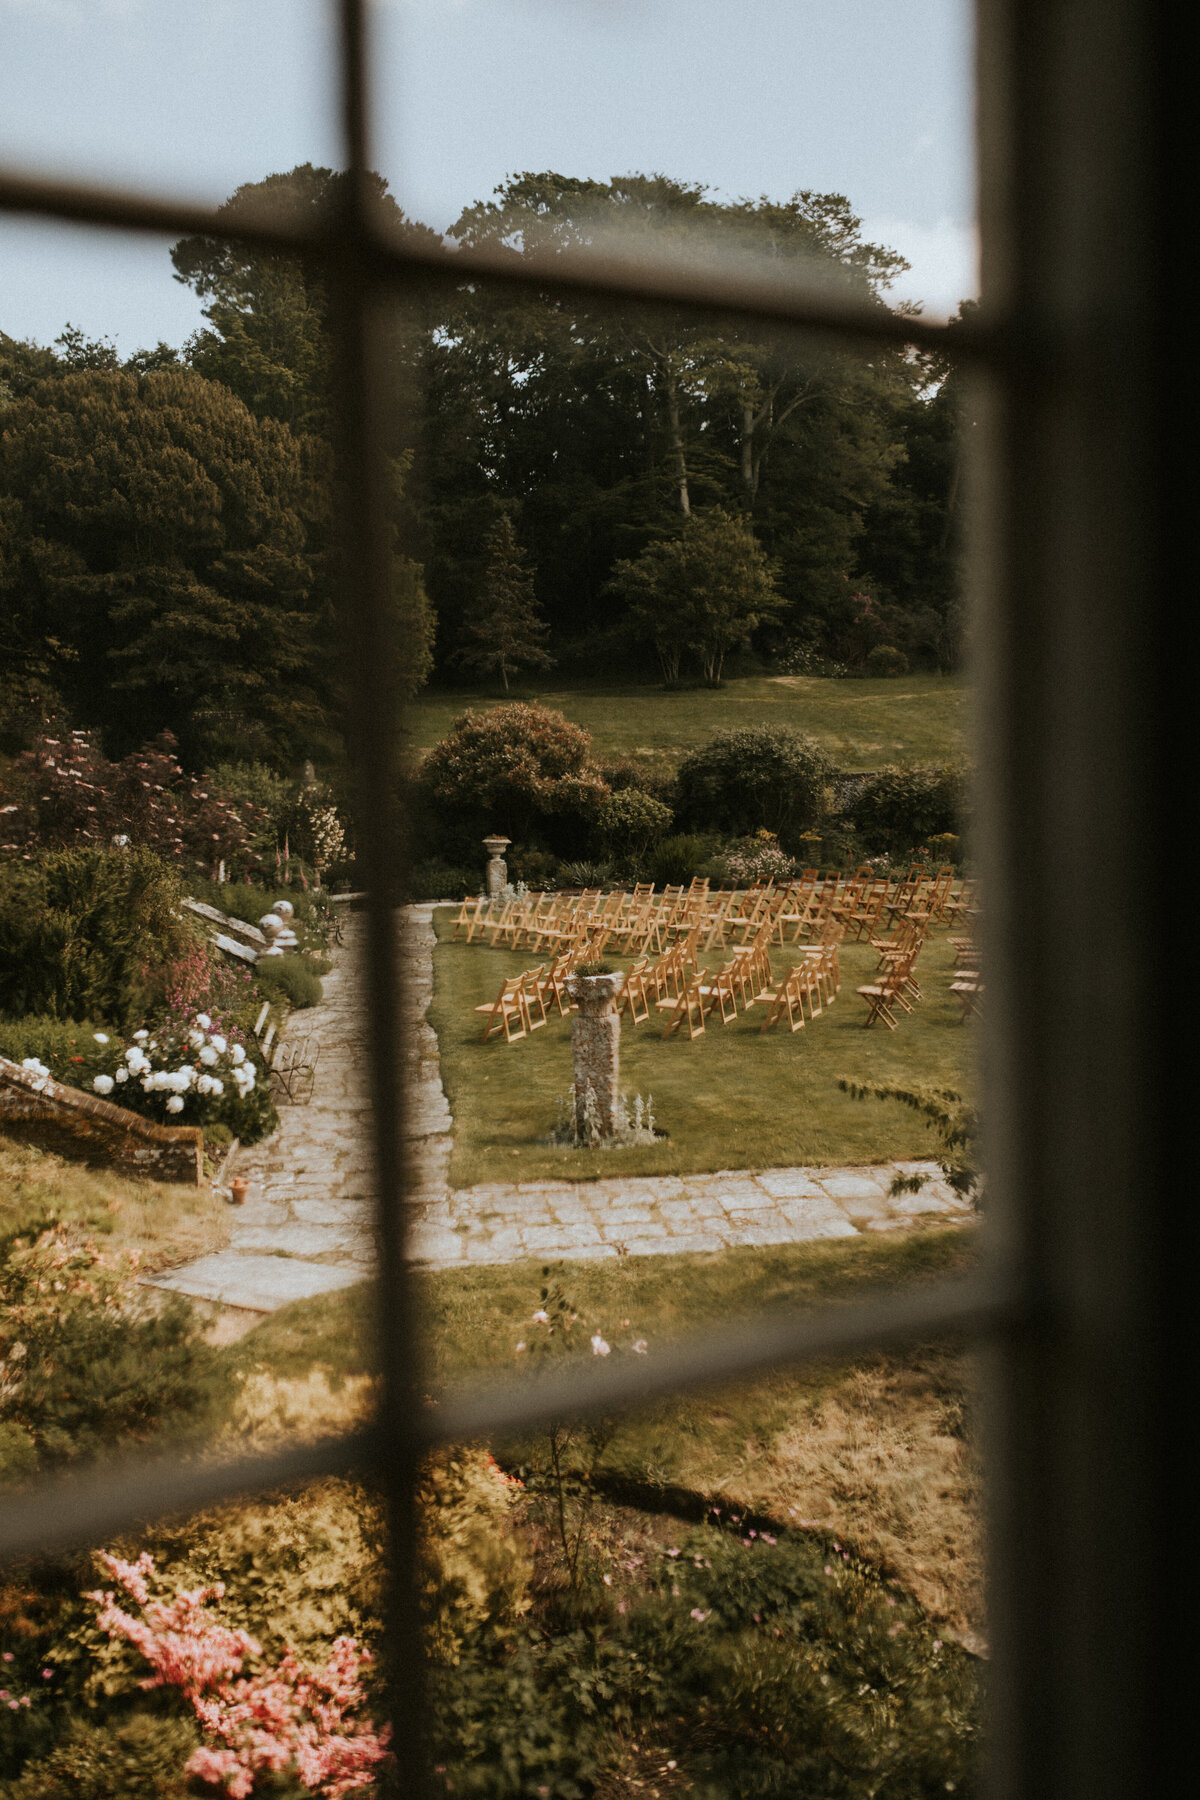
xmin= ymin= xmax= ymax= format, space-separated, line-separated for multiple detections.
xmin=87 ymin=1552 xmax=390 ymax=1798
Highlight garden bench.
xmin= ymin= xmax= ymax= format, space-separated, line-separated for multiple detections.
xmin=268 ymin=1034 xmax=320 ymax=1104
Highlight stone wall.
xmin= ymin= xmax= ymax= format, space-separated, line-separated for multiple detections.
xmin=0 ymin=1056 xmax=204 ymax=1185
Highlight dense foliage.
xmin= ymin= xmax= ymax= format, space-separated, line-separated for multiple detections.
xmin=846 ymin=761 xmax=968 ymax=854
xmin=414 ymin=703 xmax=609 ymax=860
xmin=0 ymin=732 xmax=265 ymax=877
xmin=0 ymin=849 xmax=203 ymax=1030
xmin=674 ymin=726 xmax=836 ymax=849
xmin=0 ymin=1223 xmax=228 ymax=1471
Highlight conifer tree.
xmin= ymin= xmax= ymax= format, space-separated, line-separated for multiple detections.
xmin=455 ymin=516 xmax=554 ymax=692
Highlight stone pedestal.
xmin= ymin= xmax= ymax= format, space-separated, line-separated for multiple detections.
xmin=482 ymin=834 xmax=512 ymax=898
xmin=564 ymin=971 xmax=624 ymax=1139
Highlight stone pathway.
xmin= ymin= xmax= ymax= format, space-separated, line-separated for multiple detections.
xmin=150 ymin=908 xmax=972 ymax=1313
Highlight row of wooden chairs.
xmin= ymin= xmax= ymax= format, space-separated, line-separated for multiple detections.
xmin=453 ymin=866 xmax=970 ymax=964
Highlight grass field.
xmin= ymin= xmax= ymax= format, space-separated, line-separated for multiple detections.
xmin=230 ymin=1224 xmax=983 ymax=1629
xmin=428 ymin=908 xmax=975 ymax=1188
xmin=406 ymin=672 xmax=970 ymax=771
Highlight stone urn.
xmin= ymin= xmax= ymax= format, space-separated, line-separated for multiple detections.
xmin=258 ymin=912 xmax=286 ymax=957
xmin=564 ymin=970 xmax=625 ymax=1140
xmin=482 ymin=834 xmax=512 ymax=898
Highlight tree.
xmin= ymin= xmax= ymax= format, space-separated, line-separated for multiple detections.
xmin=610 ymin=508 xmax=783 ymax=685
xmin=0 ymin=366 xmax=323 ymax=759
xmin=455 ymin=516 xmax=554 ymax=691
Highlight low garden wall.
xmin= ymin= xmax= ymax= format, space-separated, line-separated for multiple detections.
xmin=0 ymin=1054 xmax=204 ymax=1185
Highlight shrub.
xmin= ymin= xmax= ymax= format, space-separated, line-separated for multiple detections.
xmin=404 ymin=860 xmax=482 ymax=902
xmin=204 ymin=759 xmax=294 ymax=860
xmin=865 ymin=643 xmax=910 ymax=677
xmin=846 ymin=762 xmax=968 ymax=854
xmin=709 ymin=829 xmax=797 ymax=886
xmin=1 ymin=1010 xmax=275 ymax=1146
xmin=674 ymin=727 xmax=835 ymax=850
xmin=0 ymin=731 xmax=267 ymax=878
xmin=0 ymin=849 xmax=202 ymax=1030
xmin=505 ymin=846 xmax=560 ymax=891
xmin=1 ymin=1714 xmax=200 ymax=1799
xmin=0 ymin=1225 xmax=230 ymax=1469
xmin=595 ymin=756 xmax=675 ymax=808
xmin=416 ymin=705 xmax=609 ymax=857
xmin=595 ymin=788 xmax=673 ymax=865
xmin=252 ymin=955 xmax=323 ymax=1011
xmin=648 ymin=833 xmax=720 ymax=888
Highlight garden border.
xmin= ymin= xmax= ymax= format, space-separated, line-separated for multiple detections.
xmin=0 ymin=1055 xmax=204 ymax=1186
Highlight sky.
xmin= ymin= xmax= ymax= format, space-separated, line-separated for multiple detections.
xmin=0 ymin=0 xmax=976 ymax=356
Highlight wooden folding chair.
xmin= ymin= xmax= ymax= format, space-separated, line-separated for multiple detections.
xmin=950 ymin=974 xmax=984 ymax=1020
xmin=619 ymin=957 xmax=651 ymax=1026
xmin=657 ymin=974 xmax=708 ymax=1039
xmin=475 ymin=974 xmax=530 ymax=1043
xmin=519 ymin=965 xmax=548 ymax=1030
xmin=856 ymin=966 xmax=908 ymax=1029
xmin=697 ymin=958 xmax=740 ymax=1025
xmin=758 ymin=961 xmax=819 ymax=1032
xmin=451 ymin=894 xmax=483 ymax=942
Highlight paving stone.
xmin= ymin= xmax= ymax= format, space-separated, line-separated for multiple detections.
xmin=231 ymin=1223 xmax=354 ymax=1258
xmin=756 ymin=1172 xmax=829 ymax=1201
xmin=818 ymin=1173 xmax=892 ymax=1201
xmin=146 ymin=1254 xmax=361 ymax=1312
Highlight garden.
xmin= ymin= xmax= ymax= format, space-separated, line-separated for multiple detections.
xmin=0 ymin=692 xmax=985 ymax=1797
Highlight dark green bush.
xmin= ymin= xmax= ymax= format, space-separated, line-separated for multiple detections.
xmin=252 ymin=955 xmax=323 ymax=1011
xmin=846 ymin=762 xmax=968 ymax=854
xmin=595 ymin=756 xmax=676 ymax=808
xmin=405 ymin=859 xmax=484 ymax=901
xmin=2 ymin=1713 xmax=200 ymax=1799
xmin=0 ymin=850 xmax=200 ymax=1031
xmin=675 ymin=728 xmax=835 ymax=851
xmin=649 ymin=833 xmax=721 ymax=887
xmin=864 ymin=643 xmax=910 ymax=677
xmin=595 ymin=788 xmax=673 ymax=865
xmin=0 ymin=1019 xmax=98 ymax=1076
xmin=505 ymin=846 xmax=560 ymax=891
xmin=429 ymin=1522 xmax=981 ymax=1800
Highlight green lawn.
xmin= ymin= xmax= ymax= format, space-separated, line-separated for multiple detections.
xmin=406 ymin=672 xmax=970 ymax=772
xmin=429 ymin=908 xmax=974 ymax=1188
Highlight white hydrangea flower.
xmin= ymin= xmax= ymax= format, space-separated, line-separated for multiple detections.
xmin=132 ymin=1029 xmax=149 ymax=1042
xmin=115 ymin=1067 xmax=129 ymax=1083
xmin=199 ymin=1046 xmax=218 ymax=1067
xmin=210 ymin=1034 xmax=227 ymax=1054
xmin=92 ymin=1074 xmax=114 ymax=1096
xmin=166 ymin=1095 xmax=185 ymax=1114
xmin=188 ymin=1029 xmax=206 ymax=1050
xmin=93 ymin=1032 xmax=109 ymax=1044
xmin=230 ymin=1044 xmax=246 ymax=1065
xmin=209 ymin=1078 xmax=224 ymax=1096
xmin=195 ymin=1013 xmax=211 ymax=1030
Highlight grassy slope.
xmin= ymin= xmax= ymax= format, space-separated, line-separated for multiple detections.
xmin=406 ymin=672 xmax=970 ymax=771
xmin=429 ymin=909 xmax=975 ymax=1187
xmin=229 ymin=1225 xmax=983 ymax=1629
xmin=0 ymin=1132 xmax=229 ymax=1270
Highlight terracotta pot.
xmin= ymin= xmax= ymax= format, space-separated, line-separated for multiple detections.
xmin=229 ymin=1177 xmax=249 ymax=1206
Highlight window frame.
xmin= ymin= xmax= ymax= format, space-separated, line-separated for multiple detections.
xmin=2 ymin=3 xmax=1180 ymax=1792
